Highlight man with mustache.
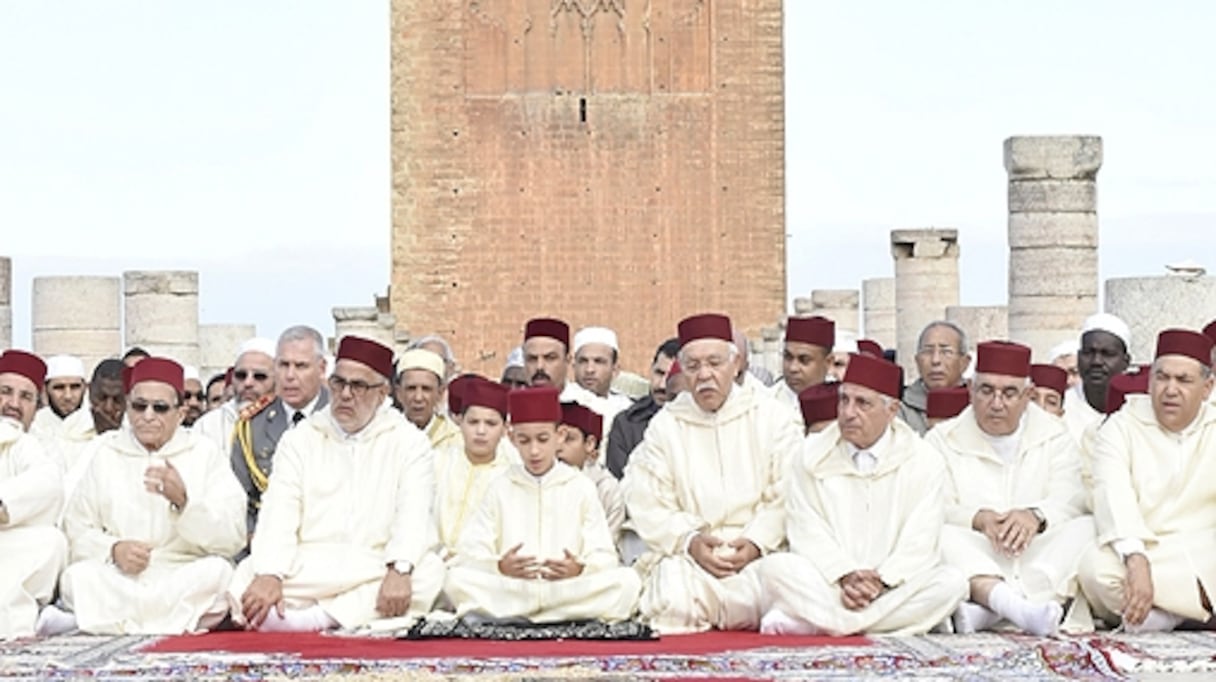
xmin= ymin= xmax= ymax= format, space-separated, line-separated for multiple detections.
xmin=769 ymin=316 xmax=834 ymax=420
xmin=897 ymin=321 xmax=972 ymax=435
xmin=622 ymin=313 xmax=802 ymax=633
xmin=194 ymin=337 xmax=278 ymax=455
xmin=523 ymin=318 xmax=573 ymax=392
xmin=30 ymin=355 xmax=88 ymax=441
xmin=1063 ymin=314 xmax=1131 ymax=440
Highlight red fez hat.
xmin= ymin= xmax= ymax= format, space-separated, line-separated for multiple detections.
xmin=223 ymin=366 xmax=234 ymax=387
xmin=667 ymin=359 xmax=682 ymax=378
xmin=524 ymin=318 xmax=570 ymax=349
xmin=798 ymin=383 xmax=838 ymax=425
xmin=678 ymin=313 xmax=733 ymax=347
xmin=1204 ymin=320 xmax=1216 ymax=344
xmin=786 ymin=316 xmax=834 ymax=349
xmin=336 ymin=335 xmax=394 ymax=380
xmin=927 ymin=386 xmax=970 ymax=420
xmin=447 ymin=373 xmax=478 ymax=415
xmin=560 ymin=401 xmax=603 ymax=440
xmin=1155 ymin=328 xmax=1213 ymax=368
xmin=975 ymin=341 xmax=1031 ymax=378
xmin=127 ymin=357 xmax=184 ymax=394
xmin=842 ymin=353 xmax=902 ymax=399
xmin=0 ymin=350 xmax=47 ymax=388
xmin=857 ymin=339 xmax=884 ymax=358
xmin=1105 ymin=371 xmax=1149 ymax=415
xmin=1029 ymin=364 xmax=1068 ymax=397
xmin=462 ymin=376 xmax=509 ymax=418
xmin=509 ymin=386 xmax=562 ymax=424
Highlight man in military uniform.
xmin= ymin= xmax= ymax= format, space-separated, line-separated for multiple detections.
xmin=230 ymin=326 xmax=330 ymax=557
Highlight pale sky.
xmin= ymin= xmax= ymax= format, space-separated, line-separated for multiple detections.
xmin=2 ymin=1 xmax=1214 ymax=364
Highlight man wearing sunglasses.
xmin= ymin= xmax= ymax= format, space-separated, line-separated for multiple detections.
xmin=231 ymin=335 xmax=442 ymax=633
xmin=194 ymin=337 xmax=278 ymax=455
xmin=0 ymin=349 xmax=68 ymax=640
xmin=50 ymin=357 xmax=246 ymax=635
xmin=181 ymin=365 xmax=206 ymax=427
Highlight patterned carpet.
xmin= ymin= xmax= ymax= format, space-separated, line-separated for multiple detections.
xmin=3 ymin=630 xmax=1216 ymax=680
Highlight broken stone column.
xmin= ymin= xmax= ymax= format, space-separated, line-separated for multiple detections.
xmin=862 ymin=277 xmax=896 ymax=351
xmin=199 ymin=323 xmax=257 ymax=382
xmin=810 ymin=289 xmax=860 ymax=336
xmin=32 ymin=276 xmax=122 ymax=375
xmin=0 ymin=257 xmax=10 ymax=351
xmin=759 ymin=325 xmax=783 ymax=378
xmin=333 ymin=306 xmax=397 ymax=348
xmin=891 ymin=229 xmax=960 ymax=377
xmin=1005 ymin=136 xmax=1102 ymax=360
xmin=123 ymin=271 xmax=201 ymax=367
xmin=946 ymin=305 xmax=1009 ymax=346
xmin=1106 ymin=276 xmax=1216 ymax=363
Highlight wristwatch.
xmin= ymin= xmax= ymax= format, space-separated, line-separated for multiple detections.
xmin=390 ymin=560 xmax=414 ymax=575
xmin=1029 ymin=507 xmax=1047 ymax=533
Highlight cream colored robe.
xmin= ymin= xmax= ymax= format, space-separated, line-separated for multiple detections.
xmin=759 ymin=420 xmax=966 ymax=635
xmin=0 ymin=419 xmax=67 ymax=640
xmin=228 ymin=405 xmax=443 ymax=630
xmin=621 ymin=386 xmax=802 ymax=633
xmin=193 ymin=400 xmax=240 ymax=455
xmin=30 ymin=406 xmax=68 ymax=442
xmin=584 ymin=462 xmax=625 ymax=549
xmin=1062 ymin=383 xmax=1103 ymax=442
xmin=926 ymin=403 xmax=1093 ymax=605
xmin=768 ymin=379 xmax=799 ymax=412
xmin=425 ymin=414 xmax=462 ymax=453
xmin=445 ymin=461 xmax=640 ymax=623
xmin=61 ymin=426 xmax=246 ymax=634
xmin=433 ymin=442 xmax=512 ymax=557
xmin=1081 ymin=396 xmax=1216 ymax=622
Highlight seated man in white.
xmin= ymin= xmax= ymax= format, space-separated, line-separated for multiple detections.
xmin=56 ymin=357 xmax=246 ymax=635
xmin=926 ymin=341 xmax=1093 ymax=636
xmin=230 ymin=335 xmax=443 ymax=632
xmin=0 ymin=350 xmax=68 ymax=639
xmin=758 ymin=353 xmax=966 ymax=635
xmin=1081 ymin=329 xmax=1216 ymax=632
xmin=445 ymin=386 xmax=639 ymax=623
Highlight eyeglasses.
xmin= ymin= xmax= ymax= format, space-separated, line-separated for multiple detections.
xmin=233 ymin=370 xmax=271 ymax=382
xmin=916 ymin=346 xmax=958 ymax=359
xmin=328 ymin=375 xmax=386 ymax=397
xmin=130 ymin=400 xmax=177 ymax=415
xmin=183 ymin=391 xmax=206 ymax=401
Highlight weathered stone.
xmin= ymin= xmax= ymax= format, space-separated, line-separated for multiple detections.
xmin=1003 ymin=136 xmax=1103 ymax=181
xmin=32 ymin=276 xmax=123 ymax=373
xmin=333 ymin=305 xmax=396 ymax=347
xmin=124 ymin=271 xmax=201 ymax=366
xmin=892 ymin=229 xmax=960 ymax=377
xmin=792 ymin=297 xmax=814 ymax=315
xmin=862 ymin=277 xmax=896 ymax=350
xmin=122 ymin=270 xmax=199 ymax=296
xmin=1008 ymin=247 xmax=1099 ymax=297
xmin=1008 ymin=294 xmax=1096 ymax=360
xmin=946 ymin=305 xmax=1009 ymax=345
xmin=1008 ymin=212 xmax=1098 ymax=249
xmin=1008 ymin=179 xmax=1097 ymax=213
xmin=0 ymin=305 xmax=10 ymax=351
xmin=199 ymin=323 xmax=257 ymax=381
xmin=810 ymin=289 xmax=860 ymax=334
xmin=0 ymin=257 xmax=10 ymax=306
xmin=1106 ymin=276 xmax=1216 ymax=363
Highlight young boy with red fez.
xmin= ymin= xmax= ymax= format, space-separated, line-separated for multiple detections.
xmin=1029 ymin=364 xmax=1069 ymax=418
xmin=433 ymin=377 xmax=513 ymax=560
xmin=557 ymin=402 xmax=624 ymax=549
xmin=445 ymin=386 xmax=640 ymax=624
xmin=1081 ymin=329 xmax=1216 ymax=633
xmin=798 ymin=383 xmax=838 ymax=435
xmin=925 ymin=386 xmax=970 ymax=431
xmin=757 ymin=353 xmax=966 ymax=635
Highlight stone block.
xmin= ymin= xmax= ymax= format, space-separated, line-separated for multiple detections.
xmin=1008 ymin=247 xmax=1098 ymax=297
xmin=0 ymin=257 xmax=10 ymax=305
xmin=32 ymin=277 xmax=122 ymax=330
xmin=125 ymin=295 xmax=199 ymax=345
xmin=891 ymin=229 xmax=960 ymax=260
xmin=1007 ymin=212 xmax=1098 ymax=249
xmin=1008 ymin=295 xmax=1096 ymax=340
xmin=1008 ymin=179 xmax=1097 ymax=213
xmin=0 ymin=305 xmax=10 ymax=350
xmin=862 ymin=278 xmax=895 ymax=308
xmin=32 ymin=328 xmax=123 ymax=374
xmin=792 ymin=297 xmax=813 ymax=315
xmin=199 ymin=323 xmax=257 ymax=373
xmin=122 ymin=270 xmax=199 ymax=296
xmin=946 ymin=305 xmax=1009 ymax=345
xmin=810 ymin=289 xmax=859 ymax=309
xmin=1003 ymin=136 xmax=1103 ymax=181
xmin=1106 ymin=276 xmax=1216 ymax=363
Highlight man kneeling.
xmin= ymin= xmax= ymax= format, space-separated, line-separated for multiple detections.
xmin=445 ymin=386 xmax=640 ymax=623
xmin=230 ymin=336 xmax=444 ymax=632
xmin=757 ymin=353 xmax=966 ymax=635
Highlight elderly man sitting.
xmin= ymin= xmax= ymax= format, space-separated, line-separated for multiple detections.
xmin=229 ymin=336 xmax=443 ymax=632
xmin=622 ymin=313 xmax=802 ymax=633
xmin=53 ymin=358 xmax=246 ymax=635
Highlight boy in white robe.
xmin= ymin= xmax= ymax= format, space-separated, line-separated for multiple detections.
xmin=557 ymin=401 xmax=625 ymax=547
xmin=445 ymin=386 xmax=640 ymax=623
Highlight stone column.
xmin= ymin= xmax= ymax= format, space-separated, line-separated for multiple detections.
xmin=32 ymin=276 xmax=122 ymax=375
xmin=862 ymin=277 xmax=896 ymax=350
xmin=123 ymin=271 xmax=200 ymax=367
xmin=1005 ymin=136 xmax=1102 ymax=360
xmin=1106 ymin=276 xmax=1216 ymax=364
xmin=0 ymin=257 xmax=11 ymax=351
xmin=199 ymin=323 xmax=257 ymax=382
xmin=891 ymin=229 xmax=960 ymax=377
xmin=759 ymin=325 xmax=783 ymax=378
xmin=810 ymin=289 xmax=860 ymax=336
xmin=333 ymin=306 xmax=398 ymax=348
xmin=946 ymin=305 xmax=1009 ymax=347
xmin=791 ymin=297 xmax=814 ymax=316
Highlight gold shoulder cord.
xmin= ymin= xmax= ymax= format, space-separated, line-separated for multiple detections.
xmin=236 ymin=395 xmax=276 ymax=500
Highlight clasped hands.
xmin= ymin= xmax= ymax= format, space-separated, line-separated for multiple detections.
xmin=973 ymin=508 xmax=1040 ymax=557
xmin=498 ymin=543 xmax=584 ymax=580
xmin=689 ymin=533 xmax=761 ymax=578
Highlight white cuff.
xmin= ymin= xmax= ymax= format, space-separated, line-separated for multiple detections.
xmin=1112 ymin=538 xmax=1146 ymax=561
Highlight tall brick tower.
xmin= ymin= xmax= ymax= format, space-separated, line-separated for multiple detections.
xmin=390 ymin=0 xmax=786 ymax=374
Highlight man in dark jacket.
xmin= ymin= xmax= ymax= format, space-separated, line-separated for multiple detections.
xmin=605 ymin=338 xmax=679 ymax=479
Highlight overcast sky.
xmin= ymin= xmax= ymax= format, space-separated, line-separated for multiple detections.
xmin=2 ymin=1 xmax=1213 ymax=362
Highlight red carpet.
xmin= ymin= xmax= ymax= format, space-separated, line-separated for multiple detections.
xmin=141 ymin=630 xmax=869 ymax=660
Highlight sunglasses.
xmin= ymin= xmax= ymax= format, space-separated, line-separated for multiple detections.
xmin=183 ymin=391 xmax=206 ymax=401
xmin=233 ymin=370 xmax=271 ymax=382
xmin=130 ymin=400 xmax=177 ymax=415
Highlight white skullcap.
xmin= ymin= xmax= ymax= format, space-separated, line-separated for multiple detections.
xmin=1081 ymin=313 xmax=1131 ymax=349
xmin=45 ymin=355 xmax=85 ymax=380
xmin=505 ymin=346 xmax=524 ymax=370
xmin=1048 ymin=340 xmax=1078 ymax=362
xmin=398 ymin=349 xmax=445 ymax=380
xmin=237 ymin=337 xmax=277 ymax=361
xmin=573 ymin=326 xmax=619 ymax=353
xmin=182 ymin=364 xmax=201 ymax=382
xmin=834 ymin=330 xmax=859 ymax=355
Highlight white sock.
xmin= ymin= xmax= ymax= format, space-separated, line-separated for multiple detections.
xmin=987 ymin=582 xmax=1062 ymax=636
xmin=257 ymin=605 xmax=338 ymax=633
xmin=1123 ymin=607 xmax=1184 ymax=634
xmin=952 ymin=600 xmax=1000 ymax=633
xmin=35 ymin=605 xmax=78 ymax=637
xmin=759 ymin=608 xmax=822 ymax=635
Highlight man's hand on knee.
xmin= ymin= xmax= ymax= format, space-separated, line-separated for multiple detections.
xmin=1122 ymin=554 xmax=1154 ymax=626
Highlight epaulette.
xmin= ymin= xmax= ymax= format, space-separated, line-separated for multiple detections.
xmin=238 ymin=393 xmax=276 ymax=422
